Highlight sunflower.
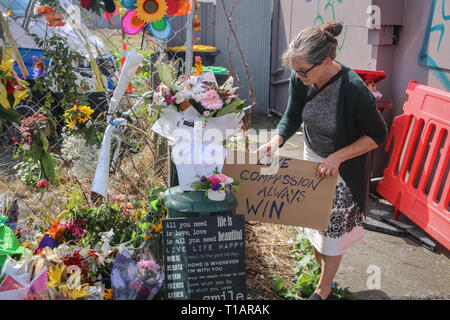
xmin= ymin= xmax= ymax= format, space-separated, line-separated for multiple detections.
xmin=135 ymin=0 xmax=167 ymax=23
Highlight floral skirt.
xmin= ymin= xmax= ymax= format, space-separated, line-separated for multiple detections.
xmin=296 ymin=144 xmax=364 ymax=256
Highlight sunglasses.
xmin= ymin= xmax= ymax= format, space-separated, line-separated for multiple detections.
xmin=294 ymin=62 xmax=321 ymax=77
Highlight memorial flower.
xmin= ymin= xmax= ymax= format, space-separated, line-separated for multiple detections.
xmin=150 ymin=63 xmax=245 ymax=122
xmin=0 ymin=58 xmax=29 ymax=120
xmin=191 ymin=168 xmax=243 ymax=200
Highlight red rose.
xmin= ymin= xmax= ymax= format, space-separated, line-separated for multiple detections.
xmin=208 ymin=176 xmax=220 ymax=187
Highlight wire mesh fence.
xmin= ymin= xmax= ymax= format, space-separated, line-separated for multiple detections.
xmin=0 ymin=0 xmax=213 ymax=214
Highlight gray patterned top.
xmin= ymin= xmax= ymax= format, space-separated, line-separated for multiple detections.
xmin=302 ymin=76 xmax=342 ymax=158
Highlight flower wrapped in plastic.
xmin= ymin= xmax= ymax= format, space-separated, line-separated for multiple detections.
xmin=111 ymin=249 xmax=164 ymax=300
xmin=151 ymin=63 xmax=245 ymax=191
xmin=14 ymin=113 xmax=55 ymax=183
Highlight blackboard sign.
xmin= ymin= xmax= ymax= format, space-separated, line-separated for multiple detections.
xmin=162 ymin=215 xmax=247 ymax=300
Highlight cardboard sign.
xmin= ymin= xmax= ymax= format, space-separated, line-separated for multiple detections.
xmin=162 ymin=215 xmax=247 ymax=300
xmin=222 ymin=151 xmax=338 ymax=230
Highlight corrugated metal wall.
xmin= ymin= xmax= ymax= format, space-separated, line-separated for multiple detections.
xmin=167 ymin=2 xmax=216 ymax=47
xmin=215 ymin=0 xmax=273 ymax=115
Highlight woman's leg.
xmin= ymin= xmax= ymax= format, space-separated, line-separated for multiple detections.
xmin=313 ymin=247 xmax=322 ymax=267
xmin=315 ymin=254 xmax=343 ymax=299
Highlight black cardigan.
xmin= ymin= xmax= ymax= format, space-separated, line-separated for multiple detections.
xmin=275 ymin=63 xmax=388 ymax=212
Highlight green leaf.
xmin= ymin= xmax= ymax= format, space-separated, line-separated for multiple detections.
xmin=216 ymin=100 xmax=244 ymax=117
xmin=41 ymin=136 xmax=49 ymax=152
xmin=149 ymin=104 xmax=167 ymax=111
xmin=158 ymin=63 xmax=176 ymax=89
xmin=41 ymin=151 xmax=55 ymax=182
xmin=139 ymin=222 xmax=148 ymax=230
xmin=272 ymin=275 xmax=284 ymax=292
xmin=150 ymin=200 xmax=158 ymax=211
xmin=0 ymin=105 xmax=21 ymax=122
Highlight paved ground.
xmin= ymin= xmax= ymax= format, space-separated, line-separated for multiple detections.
xmin=247 ymin=114 xmax=450 ymax=300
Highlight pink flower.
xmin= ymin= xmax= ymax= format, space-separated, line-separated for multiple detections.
xmin=201 ymin=90 xmax=223 ymax=110
xmin=112 ymin=194 xmax=125 ymax=202
xmin=165 ymin=94 xmax=176 ymax=104
xmin=215 ymin=174 xmax=228 ymax=183
xmin=36 ymin=179 xmax=49 ymax=188
xmin=208 ymin=176 xmax=220 ymax=187
xmin=203 ymin=110 xmax=210 ymax=117
xmin=138 ymin=259 xmax=158 ymax=272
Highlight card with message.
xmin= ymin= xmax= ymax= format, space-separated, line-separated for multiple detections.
xmin=222 ymin=150 xmax=338 ymax=230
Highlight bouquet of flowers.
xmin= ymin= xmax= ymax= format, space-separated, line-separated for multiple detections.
xmin=111 ymin=249 xmax=164 ymax=300
xmin=150 ymin=63 xmax=246 ymax=191
xmin=150 ymin=62 xmax=245 ymax=124
xmin=0 ymin=59 xmax=29 ymax=122
xmin=60 ymin=104 xmax=101 ymax=179
xmin=191 ymin=168 xmax=243 ymax=201
xmin=14 ymin=113 xmax=55 ymax=183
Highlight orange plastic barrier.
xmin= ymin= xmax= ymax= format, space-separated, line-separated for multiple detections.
xmin=377 ymin=80 xmax=450 ymax=249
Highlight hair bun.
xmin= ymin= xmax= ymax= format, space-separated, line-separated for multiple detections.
xmin=322 ymin=22 xmax=343 ymax=38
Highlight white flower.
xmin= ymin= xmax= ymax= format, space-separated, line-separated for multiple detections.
xmin=61 ymin=132 xmax=100 ymax=179
xmin=152 ymin=92 xmax=167 ymax=106
xmin=174 ymin=89 xmax=191 ymax=104
xmin=193 ymin=92 xmax=206 ymax=103
xmin=225 ymin=177 xmax=234 ymax=184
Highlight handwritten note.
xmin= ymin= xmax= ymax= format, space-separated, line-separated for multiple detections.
xmin=222 ymin=151 xmax=337 ymax=229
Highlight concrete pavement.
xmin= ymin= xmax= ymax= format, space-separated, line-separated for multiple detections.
xmin=247 ymin=114 xmax=450 ymax=300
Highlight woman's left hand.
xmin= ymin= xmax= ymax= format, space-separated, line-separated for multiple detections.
xmin=316 ymin=153 xmax=343 ymax=178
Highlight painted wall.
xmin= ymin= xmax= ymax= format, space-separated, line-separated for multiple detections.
xmin=270 ymin=0 xmax=378 ymax=115
xmin=269 ymin=0 xmax=450 ymax=182
xmin=392 ymin=0 xmax=450 ymax=119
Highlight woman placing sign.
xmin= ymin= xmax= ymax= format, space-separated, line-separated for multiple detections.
xmin=257 ymin=22 xmax=387 ymax=300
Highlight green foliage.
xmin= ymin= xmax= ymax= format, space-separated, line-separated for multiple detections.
xmin=30 ymin=34 xmax=91 ymax=107
xmin=13 ymin=156 xmax=41 ymax=188
xmin=64 ymin=183 xmax=167 ymax=264
xmin=13 ymin=145 xmax=59 ymax=186
xmin=272 ymin=233 xmax=357 ymax=300
xmin=158 ymin=63 xmax=177 ymax=90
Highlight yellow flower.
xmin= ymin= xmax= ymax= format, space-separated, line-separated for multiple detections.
xmin=13 ymin=87 xmax=28 ymax=108
xmin=65 ymin=118 xmax=77 ymax=129
xmin=68 ymin=283 xmax=92 ymax=300
xmin=0 ymin=59 xmax=15 ymax=75
xmin=135 ymin=0 xmax=167 ymax=23
xmin=78 ymin=105 xmax=94 ymax=123
xmin=103 ymin=288 xmax=112 ymax=300
xmin=47 ymin=264 xmax=66 ymax=288
xmin=79 ymin=105 xmax=93 ymax=117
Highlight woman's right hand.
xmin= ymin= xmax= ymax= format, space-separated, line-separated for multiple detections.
xmin=256 ymin=135 xmax=284 ymax=158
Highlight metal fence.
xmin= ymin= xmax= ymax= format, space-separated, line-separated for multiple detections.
xmin=0 ymin=0 xmax=209 ymax=213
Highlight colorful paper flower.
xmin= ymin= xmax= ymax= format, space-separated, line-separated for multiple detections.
xmin=135 ymin=0 xmax=167 ymax=23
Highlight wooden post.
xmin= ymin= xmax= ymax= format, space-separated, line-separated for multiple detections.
xmin=184 ymin=0 xmax=196 ymax=76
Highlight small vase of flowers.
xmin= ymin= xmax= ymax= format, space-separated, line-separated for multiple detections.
xmin=191 ymin=168 xmax=242 ymax=201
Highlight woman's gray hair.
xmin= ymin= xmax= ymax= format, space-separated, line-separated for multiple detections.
xmin=282 ymin=22 xmax=343 ymax=68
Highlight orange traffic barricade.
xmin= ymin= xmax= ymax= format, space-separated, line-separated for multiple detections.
xmin=377 ymin=80 xmax=450 ymax=249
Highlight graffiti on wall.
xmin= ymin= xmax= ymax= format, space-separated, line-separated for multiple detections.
xmin=312 ymin=0 xmax=348 ymax=51
xmin=418 ymin=0 xmax=450 ymax=90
